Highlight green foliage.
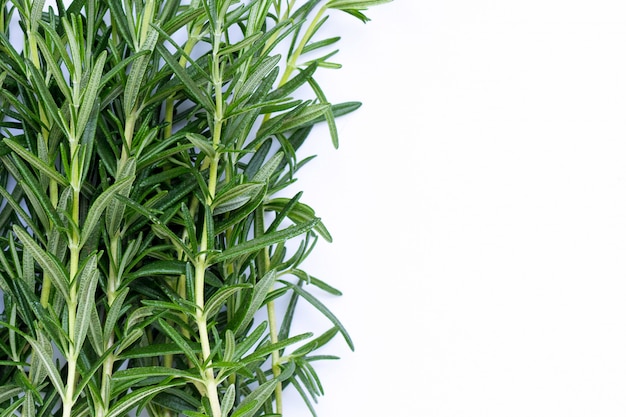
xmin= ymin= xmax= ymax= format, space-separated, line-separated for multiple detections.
xmin=0 ymin=0 xmax=391 ymax=416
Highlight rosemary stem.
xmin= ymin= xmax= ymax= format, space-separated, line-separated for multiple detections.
xmin=64 ymin=140 xmax=81 ymax=417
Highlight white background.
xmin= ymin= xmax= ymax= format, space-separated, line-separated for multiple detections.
xmin=285 ymin=1 xmax=626 ymax=416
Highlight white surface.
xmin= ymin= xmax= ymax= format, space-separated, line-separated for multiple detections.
xmin=284 ymin=1 xmax=626 ymax=416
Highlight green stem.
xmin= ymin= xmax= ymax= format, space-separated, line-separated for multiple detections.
xmin=255 ymin=209 xmax=283 ymax=413
xmin=195 ymin=213 xmax=221 ymax=417
xmin=98 ymin=101 xmax=139 ymax=416
xmin=189 ymin=20 xmax=226 ymax=417
xmin=63 ymin=144 xmax=81 ymax=417
xmin=278 ymin=4 xmax=327 ymax=86
xmin=262 ymin=3 xmax=327 ymax=126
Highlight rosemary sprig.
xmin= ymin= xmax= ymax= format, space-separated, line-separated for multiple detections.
xmin=0 ymin=1 xmax=391 ymax=416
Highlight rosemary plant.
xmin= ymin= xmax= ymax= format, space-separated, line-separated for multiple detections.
xmin=0 ymin=0 xmax=390 ymax=416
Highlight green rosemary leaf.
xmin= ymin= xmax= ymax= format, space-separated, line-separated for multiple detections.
xmin=105 ymin=379 xmax=185 ymax=417
xmin=243 ymin=332 xmax=313 ymax=364
xmin=80 ymin=175 xmax=134 ymax=249
xmin=220 ymin=384 xmax=236 ymax=416
xmin=3 ymin=138 xmax=69 ymax=186
xmin=280 ymin=281 xmax=354 ymax=351
xmin=156 ymin=44 xmax=215 ymax=112
xmin=76 ymin=50 xmax=107 ymax=140
xmin=230 ymin=269 xmax=276 ymax=335
xmin=203 ymin=284 xmax=252 ymax=321
xmin=157 ymin=319 xmax=202 ymax=370
xmin=327 ymin=0 xmax=393 ymax=9
xmin=102 ymin=287 xmax=129 ymax=342
xmin=212 ymin=182 xmax=265 ymax=215
xmin=210 ymin=219 xmax=320 ymax=264
xmin=105 ymin=157 xmax=136 ymax=235
xmin=13 ymin=226 xmax=70 ymax=303
xmin=120 ymin=343 xmax=201 ymax=360
xmin=74 ymin=254 xmax=99 ymax=351
xmin=123 ymin=26 xmax=159 ymax=114
xmin=0 ymin=385 xmax=21 ymax=404
xmin=231 ymin=379 xmax=279 ymax=417
xmin=25 ymin=331 xmax=65 ymax=397
xmin=112 ymin=367 xmax=202 ymax=383
xmin=34 ymin=33 xmax=73 ymax=103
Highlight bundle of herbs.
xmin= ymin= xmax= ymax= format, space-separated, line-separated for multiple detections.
xmin=0 ymin=0 xmax=389 ymax=416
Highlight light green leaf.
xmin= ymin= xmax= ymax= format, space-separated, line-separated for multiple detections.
xmin=219 ymin=32 xmax=263 ymax=57
xmin=231 ymin=379 xmax=279 ymax=417
xmin=106 ymin=158 xmax=136 ymax=235
xmin=221 ymin=384 xmax=236 ymax=416
xmin=124 ymin=26 xmax=159 ymax=114
xmin=242 ymin=332 xmax=312 ymax=363
xmin=14 ymin=226 xmax=70 ymax=302
xmin=327 ymin=0 xmax=392 ymax=9
xmin=26 ymin=331 xmax=65 ymax=396
xmin=74 ymin=254 xmax=99 ymax=351
xmin=105 ymin=380 xmax=184 ymax=417
xmin=212 ymin=182 xmax=265 ymax=215
xmin=4 ymin=139 xmax=69 ymax=186
xmin=281 ymin=281 xmax=354 ymax=350
xmin=112 ymin=366 xmax=201 ymax=383
xmin=251 ymin=151 xmax=283 ymax=183
xmin=203 ymin=284 xmax=251 ymax=321
xmin=80 ymin=176 xmax=134 ymax=249
xmin=265 ymin=198 xmax=332 ymax=242
xmin=76 ymin=50 xmax=107 ymax=139
xmin=210 ymin=219 xmax=319 ymax=264
xmin=232 ymin=270 xmax=276 ymax=335
xmin=102 ymin=287 xmax=130 ymax=342
xmin=158 ymin=319 xmax=202 ymax=370
xmin=34 ymin=33 xmax=72 ymax=102
xmin=120 ymin=342 xmax=201 ymax=360
xmin=235 ymin=54 xmax=281 ymax=101
xmin=156 ymin=44 xmax=215 ymax=112
xmin=88 ymin=302 xmax=104 ymax=356
xmin=278 ymin=103 xmax=330 ymax=132
xmin=0 ymin=385 xmax=21 ymax=404
xmin=185 ymin=133 xmax=215 ymax=159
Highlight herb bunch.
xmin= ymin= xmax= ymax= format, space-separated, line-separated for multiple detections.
xmin=0 ymin=0 xmax=389 ymax=416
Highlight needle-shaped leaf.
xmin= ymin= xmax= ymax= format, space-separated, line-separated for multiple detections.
xmin=221 ymin=384 xmax=236 ymax=416
xmin=76 ymin=50 xmax=107 ymax=139
xmin=231 ymin=270 xmax=276 ymax=335
xmin=106 ymin=158 xmax=136 ymax=235
xmin=105 ymin=379 xmax=184 ymax=417
xmin=102 ymin=287 xmax=129 ymax=342
xmin=80 ymin=175 xmax=134 ymax=249
xmin=157 ymin=319 xmax=202 ymax=370
xmin=280 ymin=280 xmax=354 ymax=350
xmin=327 ymin=0 xmax=393 ymax=9
xmin=74 ymin=254 xmax=99 ymax=351
xmin=112 ymin=366 xmax=202 ymax=383
xmin=26 ymin=331 xmax=65 ymax=397
xmin=3 ymin=139 xmax=69 ymax=186
xmin=13 ymin=226 xmax=70 ymax=302
xmin=203 ymin=284 xmax=251 ymax=321
xmin=124 ymin=26 xmax=159 ymax=114
xmin=24 ymin=61 xmax=66 ymax=132
xmin=156 ymin=44 xmax=215 ymax=112
xmin=210 ymin=219 xmax=319 ymax=264
xmin=231 ymin=379 xmax=279 ymax=417
xmin=34 ymin=33 xmax=72 ymax=102
xmin=212 ymin=182 xmax=265 ymax=215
